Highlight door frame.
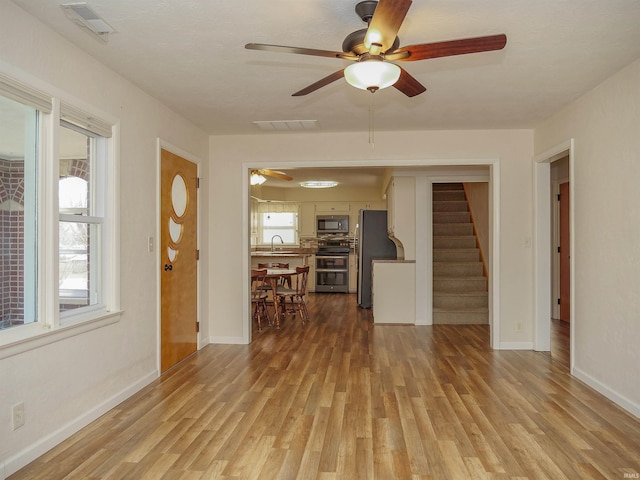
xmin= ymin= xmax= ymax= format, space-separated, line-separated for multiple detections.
xmin=156 ymin=139 xmax=202 ymax=374
xmin=242 ymin=158 xmax=501 ymax=349
xmin=533 ymin=139 xmax=575 ymax=368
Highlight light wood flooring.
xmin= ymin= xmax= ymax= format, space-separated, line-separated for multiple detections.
xmin=9 ymin=293 xmax=640 ymax=479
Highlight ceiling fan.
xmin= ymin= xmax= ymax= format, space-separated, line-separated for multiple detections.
xmin=245 ymin=0 xmax=506 ymax=97
xmin=250 ymin=169 xmax=293 ymax=185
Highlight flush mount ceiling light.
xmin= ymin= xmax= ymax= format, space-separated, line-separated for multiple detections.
xmin=300 ymin=181 xmax=339 ymax=189
xmin=250 ymin=172 xmax=267 ymax=186
xmin=344 ymin=57 xmax=401 ymax=93
xmin=61 ymin=2 xmax=116 ymax=42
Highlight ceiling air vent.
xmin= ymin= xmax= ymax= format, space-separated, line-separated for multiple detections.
xmin=253 ymin=120 xmax=317 ymax=131
xmin=61 ymin=2 xmax=116 ymax=42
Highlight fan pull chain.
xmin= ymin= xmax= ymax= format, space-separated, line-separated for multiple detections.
xmin=369 ymin=90 xmax=375 ymax=149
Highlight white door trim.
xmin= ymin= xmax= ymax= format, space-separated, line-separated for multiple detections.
xmin=533 ymin=139 xmax=574 ymax=369
xmin=242 ymin=159 xmax=501 ymax=349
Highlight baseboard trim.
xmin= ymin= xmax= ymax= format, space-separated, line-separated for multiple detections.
xmin=498 ymin=341 xmax=534 ymax=350
xmin=572 ymin=366 xmax=640 ymax=419
xmin=2 ymin=370 xmax=158 ymax=478
xmin=209 ymin=336 xmax=248 ymax=345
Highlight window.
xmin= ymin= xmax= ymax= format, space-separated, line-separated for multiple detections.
xmin=0 ymin=72 xmax=119 ymax=348
xmin=58 ymin=123 xmax=106 ymax=316
xmin=0 ymin=95 xmax=38 ymax=329
xmin=256 ymin=202 xmax=299 ymax=246
xmin=260 ymin=212 xmax=297 ymax=245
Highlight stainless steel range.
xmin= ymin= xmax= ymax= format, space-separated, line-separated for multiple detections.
xmin=315 ymin=236 xmax=350 ymax=293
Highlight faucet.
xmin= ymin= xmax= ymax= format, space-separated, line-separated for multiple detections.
xmin=271 ymin=234 xmax=284 ymax=252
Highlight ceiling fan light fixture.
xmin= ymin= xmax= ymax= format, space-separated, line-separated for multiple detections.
xmin=300 ymin=181 xmax=339 ymax=189
xmin=250 ymin=172 xmax=267 ymax=185
xmin=344 ymin=59 xmax=401 ymax=92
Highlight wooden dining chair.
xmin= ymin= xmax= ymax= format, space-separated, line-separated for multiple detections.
xmin=276 ymin=265 xmax=310 ymax=324
xmin=250 ymin=269 xmax=270 ymax=331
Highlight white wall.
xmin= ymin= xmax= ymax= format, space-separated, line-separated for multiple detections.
xmin=534 ymin=57 xmax=640 ymax=414
xmin=0 ymin=3 xmax=209 ymax=476
xmin=209 ymin=129 xmax=534 ymax=345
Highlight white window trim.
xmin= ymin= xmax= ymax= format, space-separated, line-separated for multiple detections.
xmin=0 ymin=80 xmax=122 ymax=359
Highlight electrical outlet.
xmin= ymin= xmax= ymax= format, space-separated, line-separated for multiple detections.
xmin=12 ymin=402 xmax=25 ymax=430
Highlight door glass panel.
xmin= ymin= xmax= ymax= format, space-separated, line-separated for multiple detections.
xmin=171 ymin=174 xmax=187 ymax=217
xmin=169 ymin=218 xmax=182 ymax=243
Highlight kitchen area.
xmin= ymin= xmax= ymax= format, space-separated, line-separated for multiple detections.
xmin=250 ymin=168 xmax=417 ymax=323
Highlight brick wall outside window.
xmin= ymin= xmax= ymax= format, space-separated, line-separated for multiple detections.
xmin=0 ymin=157 xmax=26 ymax=328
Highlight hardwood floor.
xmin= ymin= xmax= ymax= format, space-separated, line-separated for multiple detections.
xmin=10 ymin=293 xmax=640 ymax=479
xmin=550 ymin=318 xmax=570 ymax=368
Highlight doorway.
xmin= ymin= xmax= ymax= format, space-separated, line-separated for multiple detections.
xmin=160 ymin=148 xmax=199 ymax=372
xmin=244 ymin=161 xmax=501 ymax=348
xmin=534 ymin=140 xmax=574 ymax=369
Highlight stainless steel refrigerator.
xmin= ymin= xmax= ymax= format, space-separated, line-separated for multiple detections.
xmin=356 ymin=210 xmax=397 ymax=308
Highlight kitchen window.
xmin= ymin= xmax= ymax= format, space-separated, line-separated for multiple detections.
xmin=0 ymin=72 xmax=120 ymax=353
xmin=256 ymin=202 xmax=299 ymax=245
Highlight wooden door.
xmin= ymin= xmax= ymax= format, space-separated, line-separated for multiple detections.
xmin=160 ymin=149 xmax=198 ymax=372
xmin=559 ymin=181 xmax=570 ymax=322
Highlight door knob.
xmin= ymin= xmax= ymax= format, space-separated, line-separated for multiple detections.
xmin=164 ymin=264 xmax=173 ymax=271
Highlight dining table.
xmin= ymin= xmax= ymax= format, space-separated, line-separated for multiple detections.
xmin=264 ymin=268 xmax=296 ymax=329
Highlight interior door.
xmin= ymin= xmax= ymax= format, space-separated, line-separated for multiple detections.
xmin=160 ymin=148 xmax=198 ymax=372
xmin=559 ymin=181 xmax=570 ymax=322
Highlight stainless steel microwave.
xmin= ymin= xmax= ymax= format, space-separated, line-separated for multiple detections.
xmin=316 ymin=215 xmax=349 ymax=234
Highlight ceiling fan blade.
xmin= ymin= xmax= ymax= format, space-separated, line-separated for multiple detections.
xmin=364 ymin=0 xmax=412 ymax=53
xmin=388 ymin=34 xmax=507 ymax=61
xmin=245 ymin=43 xmax=356 ymax=60
xmin=292 ymin=70 xmax=345 ymax=96
xmin=261 ymin=170 xmax=293 ymax=181
xmin=393 ymin=67 xmax=426 ymax=97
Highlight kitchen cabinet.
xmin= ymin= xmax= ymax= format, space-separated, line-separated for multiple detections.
xmin=308 ymin=255 xmax=316 ymax=292
xmin=299 ymin=202 xmax=316 ymax=237
xmin=315 ymin=202 xmax=350 ymax=213
xmin=349 ymin=253 xmax=357 ymax=292
xmin=386 ymin=177 xmax=415 ymax=260
xmin=372 ymin=260 xmax=415 ymax=324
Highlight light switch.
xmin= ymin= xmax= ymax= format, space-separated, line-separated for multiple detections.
xmin=148 ymin=236 xmax=154 ymax=253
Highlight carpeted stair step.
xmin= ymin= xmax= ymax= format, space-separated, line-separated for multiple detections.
xmin=433 ymin=291 xmax=489 ymax=308
xmin=433 ymin=307 xmax=488 ymax=324
xmin=433 ymin=248 xmax=480 ymax=262
xmin=433 ymin=276 xmax=487 ymax=292
xmin=433 ymin=200 xmax=469 ymax=212
xmin=433 ymin=235 xmax=476 ymax=249
xmin=433 ymin=223 xmax=473 ymax=236
xmin=433 ymin=211 xmax=471 ymax=224
xmin=433 ymin=261 xmax=483 ymax=277
xmin=433 ymin=190 xmax=466 ymax=202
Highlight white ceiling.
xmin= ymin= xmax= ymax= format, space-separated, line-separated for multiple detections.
xmin=7 ymin=1 xmax=640 ymax=189
xmin=10 ymin=0 xmax=640 ymax=137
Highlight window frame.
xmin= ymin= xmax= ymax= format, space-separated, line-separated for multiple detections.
xmin=0 ymin=74 xmax=121 ymax=359
xmin=258 ymin=211 xmax=299 ymax=246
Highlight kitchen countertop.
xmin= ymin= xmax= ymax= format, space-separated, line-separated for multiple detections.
xmin=251 ymin=248 xmax=316 ymax=257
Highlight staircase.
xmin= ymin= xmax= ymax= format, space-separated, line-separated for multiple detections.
xmin=432 ymin=183 xmax=488 ymax=324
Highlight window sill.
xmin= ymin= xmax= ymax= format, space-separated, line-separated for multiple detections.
xmin=0 ymin=310 xmax=123 ymax=360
